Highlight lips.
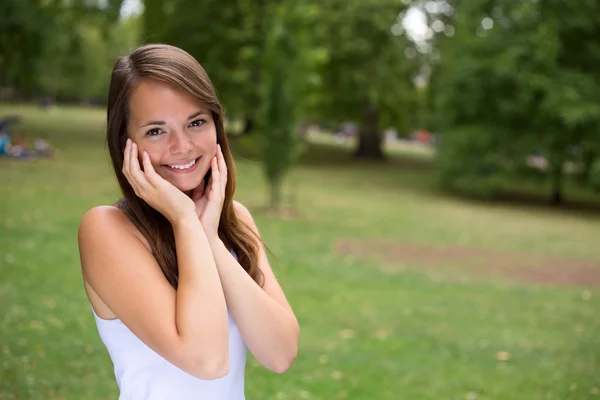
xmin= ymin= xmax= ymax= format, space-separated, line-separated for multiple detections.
xmin=168 ymin=158 xmax=196 ymax=170
xmin=163 ymin=157 xmax=201 ymax=173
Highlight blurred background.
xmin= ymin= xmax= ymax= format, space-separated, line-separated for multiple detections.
xmin=1 ymin=0 xmax=599 ymax=399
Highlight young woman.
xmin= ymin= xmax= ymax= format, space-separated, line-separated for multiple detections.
xmin=77 ymin=44 xmax=299 ymax=399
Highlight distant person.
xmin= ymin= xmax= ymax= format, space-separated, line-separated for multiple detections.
xmin=0 ymin=131 xmax=10 ymax=156
xmin=77 ymin=44 xmax=299 ymax=400
xmin=1 ymin=132 xmax=37 ymax=159
xmin=33 ymin=136 xmax=55 ymax=158
xmin=39 ymin=96 xmax=53 ymax=111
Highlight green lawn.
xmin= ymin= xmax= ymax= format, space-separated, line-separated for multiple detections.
xmin=1 ymin=104 xmax=599 ymax=399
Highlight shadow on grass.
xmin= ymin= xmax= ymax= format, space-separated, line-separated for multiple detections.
xmin=230 ymin=134 xmax=600 ymax=217
xmin=437 ymin=187 xmax=600 ymax=218
xmin=230 ymin=135 xmax=435 ymax=171
xmin=495 ymin=190 xmax=600 ymax=215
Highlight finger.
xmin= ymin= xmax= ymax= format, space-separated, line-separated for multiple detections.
xmin=130 ymin=142 xmax=141 ymax=174
xmin=129 ymin=142 xmax=151 ymax=192
xmin=206 ymin=172 xmax=214 ymax=195
xmin=122 ymin=138 xmax=131 ymax=177
xmin=142 ymin=151 xmax=159 ymax=187
xmin=217 ymin=144 xmax=227 ymax=186
xmin=122 ymin=139 xmax=140 ymax=194
xmin=210 ymin=156 xmax=219 ymax=193
xmin=126 ymin=141 xmax=144 ymax=195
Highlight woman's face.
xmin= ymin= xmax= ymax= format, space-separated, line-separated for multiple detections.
xmin=126 ymin=79 xmax=217 ymax=193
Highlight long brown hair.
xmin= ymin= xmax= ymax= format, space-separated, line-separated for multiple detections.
xmin=106 ymin=44 xmax=263 ymax=288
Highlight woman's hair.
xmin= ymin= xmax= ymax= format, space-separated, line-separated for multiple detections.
xmin=106 ymin=43 xmax=263 ymax=288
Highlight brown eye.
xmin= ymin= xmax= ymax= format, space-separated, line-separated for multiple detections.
xmin=189 ymin=119 xmax=206 ymax=128
xmin=146 ymin=128 xmax=163 ymax=136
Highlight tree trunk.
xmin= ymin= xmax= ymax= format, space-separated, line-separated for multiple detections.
xmin=580 ymin=149 xmax=596 ymax=183
xmin=240 ymin=117 xmax=255 ymax=135
xmin=354 ymin=105 xmax=385 ymax=160
xmin=268 ymin=179 xmax=282 ymax=211
xmin=550 ymin=162 xmax=563 ymax=205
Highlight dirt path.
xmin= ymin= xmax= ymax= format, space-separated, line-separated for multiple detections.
xmin=335 ymin=240 xmax=600 ymax=287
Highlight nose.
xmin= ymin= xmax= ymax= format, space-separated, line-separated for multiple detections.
xmin=169 ymin=130 xmax=194 ymax=156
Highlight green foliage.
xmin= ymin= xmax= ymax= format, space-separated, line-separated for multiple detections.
xmin=257 ymin=1 xmax=317 ymax=209
xmin=437 ymin=127 xmax=506 ymax=198
xmin=160 ymin=0 xmax=278 ymax=125
xmin=588 ymin=159 xmax=600 ymax=193
xmin=157 ymin=0 xmax=419 ymax=159
xmin=0 ymin=0 xmax=57 ymax=93
xmin=429 ymin=0 xmax=600 ymax=201
xmin=142 ymin=0 xmax=167 ymax=41
xmin=38 ymin=13 xmax=140 ymax=101
xmin=0 ymin=0 xmax=129 ymax=98
xmin=316 ymin=0 xmax=415 ymax=127
xmin=314 ymin=0 xmax=418 ymax=158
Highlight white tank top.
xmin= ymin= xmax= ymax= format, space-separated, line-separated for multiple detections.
xmin=92 ymin=308 xmax=247 ymax=400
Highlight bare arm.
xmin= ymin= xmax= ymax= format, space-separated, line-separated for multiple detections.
xmin=207 ymin=201 xmax=299 ymax=373
xmin=79 ymin=207 xmax=229 ymax=379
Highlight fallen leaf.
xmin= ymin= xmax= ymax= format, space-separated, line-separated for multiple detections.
xmin=331 ymin=370 xmax=343 ymax=380
xmin=495 ymin=351 xmax=511 ymax=361
xmin=375 ymin=329 xmax=389 ymax=340
xmin=582 ymin=291 xmax=592 ymax=301
xmin=339 ymin=329 xmax=354 ymax=339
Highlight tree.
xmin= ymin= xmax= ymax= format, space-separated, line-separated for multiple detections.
xmin=37 ymin=2 xmax=138 ymax=101
xmin=428 ymin=0 xmax=600 ymax=202
xmin=258 ymin=1 xmax=321 ymax=211
xmin=157 ymin=0 xmax=278 ymax=135
xmin=315 ymin=0 xmax=418 ymax=160
xmin=142 ymin=0 xmax=168 ymax=42
xmin=0 ymin=0 xmax=129 ymax=100
xmin=0 ymin=0 xmax=58 ymax=95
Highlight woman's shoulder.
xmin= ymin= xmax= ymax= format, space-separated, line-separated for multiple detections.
xmin=79 ymin=204 xmax=150 ymax=250
xmin=233 ymin=200 xmax=253 ymax=223
xmin=80 ymin=204 xmax=126 ymax=228
xmin=233 ymin=200 xmax=263 ymax=239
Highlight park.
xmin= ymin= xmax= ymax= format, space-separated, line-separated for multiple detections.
xmin=1 ymin=0 xmax=600 ymax=399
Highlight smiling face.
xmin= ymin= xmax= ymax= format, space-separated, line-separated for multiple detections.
xmin=127 ymin=78 xmax=217 ymax=193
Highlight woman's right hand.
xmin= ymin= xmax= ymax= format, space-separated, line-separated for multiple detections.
xmin=122 ymin=138 xmax=197 ymax=225
xmin=190 ymin=144 xmax=228 ymax=240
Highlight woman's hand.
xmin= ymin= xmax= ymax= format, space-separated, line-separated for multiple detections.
xmin=122 ymin=138 xmax=197 ymax=225
xmin=190 ymin=144 xmax=227 ymax=239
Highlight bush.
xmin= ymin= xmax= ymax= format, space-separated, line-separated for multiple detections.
xmin=588 ymin=159 xmax=600 ymax=192
xmin=437 ymin=127 xmax=506 ymax=199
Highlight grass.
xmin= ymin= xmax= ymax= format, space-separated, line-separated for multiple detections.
xmin=1 ymin=103 xmax=599 ymax=400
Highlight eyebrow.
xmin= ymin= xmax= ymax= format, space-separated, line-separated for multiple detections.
xmin=139 ymin=110 xmax=208 ymax=128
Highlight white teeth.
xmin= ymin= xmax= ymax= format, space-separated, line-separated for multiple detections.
xmin=168 ymin=159 xmax=196 ymax=170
